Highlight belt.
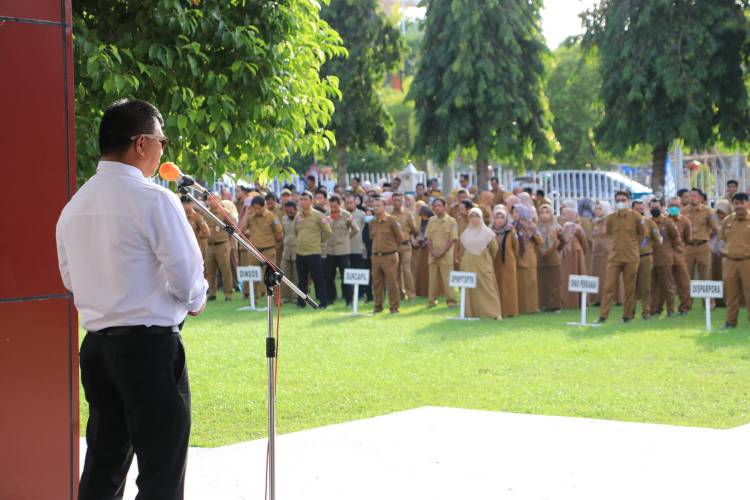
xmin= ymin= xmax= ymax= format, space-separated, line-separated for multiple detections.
xmin=725 ymin=256 xmax=750 ymax=261
xmin=89 ymin=324 xmax=182 ymax=336
xmin=257 ymin=245 xmax=276 ymax=252
xmin=401 ymin=240 xmax=411 ymax=245
xmin=373 ymin=251 xmax=397 ymax=257
xmin=208 ymin=240 xmax=227 ymax=246
xmin=640 ymin=253 xmax=653 ymax=257
xmin=687 ymin=240 xmax=707 ymax=246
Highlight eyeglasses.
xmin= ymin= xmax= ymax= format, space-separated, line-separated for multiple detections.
xmin=131 ymin=133 xmax=168 ymax=148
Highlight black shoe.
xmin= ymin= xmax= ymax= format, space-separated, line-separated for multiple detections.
xmin=667 ymin=311 xmax=674 ymax=318
xmin=225 ymin=296 xmax=232 ymax=302
xmin=621 ymin=317 xmax=632 ymax=324
xmin=390 ymin=309 xmax=400 ymax=314
xmin=642 ymin=314 xmax=650 ymax=320
xmin=722 ymin=322 xmax=736 ymax=329
xmin=678 ymin=311 xmax=688 ymax=317
xmin=595 ymin=317 xmax=607 ymax=324
xmin=208 ymin=296 xmax=217 ymax=301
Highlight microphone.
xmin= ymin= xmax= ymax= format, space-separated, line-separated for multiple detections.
xmin=159 ymin=162 xmax=205 ymax=191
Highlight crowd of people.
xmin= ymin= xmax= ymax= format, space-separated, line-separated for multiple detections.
xmin=181 ymin=173 xmax=750 ymax=327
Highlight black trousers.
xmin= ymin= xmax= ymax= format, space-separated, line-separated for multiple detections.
xmin=326 ymin=254 xmax=352 ymax=304
xmin=297 ymin=253 xmax=328 ymax=307
xmin=79 ymin=331 xmax=191 ymax=500
xmin=350 ymin=253 xmax=373 ymax=300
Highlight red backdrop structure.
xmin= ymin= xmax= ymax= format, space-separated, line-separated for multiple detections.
xmin=0 ymin=1 xmax=79 ymax=498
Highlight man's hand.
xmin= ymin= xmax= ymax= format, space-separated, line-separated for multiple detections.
xmin=188 ymin=298 xmax=207 ymax=317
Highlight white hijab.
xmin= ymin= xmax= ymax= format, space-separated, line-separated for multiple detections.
xmin=461 ymin=207 xmax=495 ymax=256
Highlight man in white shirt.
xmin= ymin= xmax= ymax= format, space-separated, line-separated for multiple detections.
xmin=56 ymin=99 xmax=207 ymax=500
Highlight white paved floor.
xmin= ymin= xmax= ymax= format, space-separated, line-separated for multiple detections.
xmin=80 ymin=406 xmax=750 ymax=499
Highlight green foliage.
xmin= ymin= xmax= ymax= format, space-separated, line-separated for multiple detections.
xmin=321 ymin=0 xmax=404 ymax=160
xmin=73 ymin=0 xmax=345 ymax=185
xmin=409 ymin=0 xmax=556 ymax=177
xmin=583 ymin=0 xmax=750 ymax=188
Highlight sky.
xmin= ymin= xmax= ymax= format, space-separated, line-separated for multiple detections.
xmin=542 ymin=0 xmax=598 ymax=49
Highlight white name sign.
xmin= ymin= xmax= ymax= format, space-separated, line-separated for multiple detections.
xmin=237 ymin=266 xmax=262 ymax=282
xmin=690 ymin=280 xmax=723 ymax=298
xmin=344 ymin=268 xmax=370 ymax=286
xmin=568 ymin=275 xmax=599 ymax=294
xmin=449 ymin=271 xmax=477 ymax=289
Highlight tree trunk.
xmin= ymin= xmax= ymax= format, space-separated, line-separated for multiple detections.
xmin=651 ymin=143 xmax=668 ymax=198
xmin=442 ymin=162 xmax=453 ymax=195
xmin=337 ymin=138 xmax=348 ymax=188
xmin=476 ymin=156 xmax=489 ymax=192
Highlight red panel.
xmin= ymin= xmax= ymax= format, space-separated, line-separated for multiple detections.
xmin=0 ymin=1 xmax=62 ymax=22
xmin=0 ymin=21 xmax=70 ymax=299
xmin=0 ymin=298 xmax=79 ymax=500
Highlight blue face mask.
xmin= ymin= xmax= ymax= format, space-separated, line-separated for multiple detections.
xmin=364 ymin=215 xmax=374 ymax=223
xmin=668 ymin=206 xmax=680 ymax=217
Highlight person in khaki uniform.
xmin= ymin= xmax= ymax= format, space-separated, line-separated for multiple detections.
xmin=426 ymin=198 xmax=459 ymax=307
xmin=597 ymin=191 xmax=646 ymax=323
xmin=633 ymin=200 xmax=661 ymax=319
xmin=181 ymin=196 xmax=209 ymax=257
xmin=391 ymin=192 xmax=419 ymax=300
xmin=685 ymin=188 xmax=718 ymax=283
xmin=240 ymin=196 xmax=283 ymax=299
xmin=204 ymin=195 xmax=237 ymax=301
xmin=719 ymin=193 xmax=750 ymax=328
xmin=280 ymin=201 xmax=299 ymax=302
xmin=266 ymin=192 xmax=285 ymax=267
xmin=649 ymin=198 xmax=681 ymax=316
xmin=368 ymin=197 xmax=402 ymax=313
xmin=324 ymin=195 xmax=359 ymax=306
xmin=668 ymin=197 xmax=693 ymax=315
xmin=294 ymin=191 xmax=332 ymax=308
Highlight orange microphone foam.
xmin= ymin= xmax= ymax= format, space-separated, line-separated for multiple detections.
xmin=159 ymin=161 xmax=181 ymax=182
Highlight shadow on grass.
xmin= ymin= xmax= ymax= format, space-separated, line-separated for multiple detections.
xmin=695 ymin=328 xmax=750 ymax=353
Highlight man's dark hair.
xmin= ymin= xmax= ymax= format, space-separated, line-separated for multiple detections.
xmin=460 ymin=200 xmax=473 ymax=210
xmin=460 ymin=173 xmax=469 ymax=180
xmin=382 ymin=182 xmax=392 ymax=188
xmin=536 ymin=189 xmax=545 ymax=197
xmin=313 ymin=205 xmax=326 ymax=213
xmin=329 ymin=194 xmax=341 ymax=204
xmin=391 ymin=192 xmax=403 ymax=198
xmin=727 ymin=179 xmax=739 ymax=187
xmin=315 ymin=187 xmax=327 ymax=195
xmin=416 ymin=182 xmax=425 ymax=188
xmin=632 ymin=200 xmax=643 ymax=208
xmin=392 ymin=177 xmax=401 ymax=183
xmin=677 ymin=188 xmax=689 ymax=197
xmin=284 ymin=200 xmax=297 ymax=209
xmin=690 ymin=187 xmax=703 ymax=194
xmin=432 ymin=197 xmax=446 ymax=207
xmin=615 ymin=190 xmax=631 ymax=199
xmin=300 ymin=191 xmax=313 ymax=200
xmin=522 ymin=187 xmax=533 ymax=195
xmin=238 ymin=186 xmax=252 ymax=194
xmin=282 ymin=183 xmax=295 ymax=192
xmin=733 ymin=192 xmax=749 ymax=202
xmin=650 ymin=198 xmax=663 ymax=207
xmin=180 ymin=195 xmax=191 ymax=204
xmin=264 ymin=192 xmax=277 ymax=202
xmin=99 ymin=99 xmax=164 ymax=156
xmin=429 ymin=178 xmax=438 ymax=185
xmin=353 ymin=176 xmax=361 ymax=183
xmin=490 ymin=176 xmax=499 ymax=183
xmin=306 ymin=175 xmax=316 ymax=182
xmin=251 ymin=195 xmax=265 ymax=207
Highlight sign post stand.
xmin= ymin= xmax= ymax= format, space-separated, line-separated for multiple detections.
xmin=237 ymin=266 xmax=266 ymax=311
xmin=448 ymin=271 xmax=478 ymax=321
xmin=566 ymin=275 xmax=601 ymax=327
xmin=690 ymin=280 xmax=724 ymax=332
xmin=343 ymin=268 xmax=370 ymax=316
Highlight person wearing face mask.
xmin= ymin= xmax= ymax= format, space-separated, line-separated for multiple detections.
xmin=649 ymin=198 xmax=681 ymax=316
xmin=632 ymin=200 xmax=661 ymax=320
xmin=719 ymin=193 xmax=750 ymax=328
xmin=667 ymin=197 xmax=693 ymax=315
xmin=596 ymin=191 xmax=646 ymax=324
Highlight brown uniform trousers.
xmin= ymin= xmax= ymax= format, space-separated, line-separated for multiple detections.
xmin=720 ymin=213 xmax=750 ymax=325
xmin=599 ymin=209 xmax=645 ymax=320
xmin=636 ymin=218 xmax=660 ymax=317
xmin=426 ymin=214 xmax=459 ymax=306
xmin=670 ymin=215 xmax=692 ymax=313
xmin=206 ymin=241 xmax=233 ymax=298
xmin=369 ymin=214 xmax=403 ymax=313
xmin=393 ymin=208 xmax=418 ymax=299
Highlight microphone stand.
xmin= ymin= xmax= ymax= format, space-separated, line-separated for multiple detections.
xmin=178 ymin=181 xmax=318 ymax=500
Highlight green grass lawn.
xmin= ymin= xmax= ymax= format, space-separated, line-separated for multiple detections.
xmin=79 ymin=293 xmax=750 ymax=447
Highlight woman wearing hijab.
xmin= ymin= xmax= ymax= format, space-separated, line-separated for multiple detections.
xmin=414 ymin=204 xmax=435 ymax=297
xmin=590 ymin=200 xmax=612 ymax=305
xmin=513 ymin=204 xmax=543 ymax=314
xmin=537 ymin=204 xmax=563 ymax=312
xmin=477 ymin=190 xmax=496 ymax=225
xmin=578 ymin=198 xmax=595 ymax=273
xmin=518 ymin=192 xmax=539 ymax=222
xmin=459 ymin=207 xmax=503 ymax=319
xmin=559 ymin=207 xmax=589 ymax=309
xmin=492 ymin=205 xmax=519 ymax=317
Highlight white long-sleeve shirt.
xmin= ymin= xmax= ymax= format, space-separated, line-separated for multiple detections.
xmin=56 ymin=161 xmax=208 ymax=330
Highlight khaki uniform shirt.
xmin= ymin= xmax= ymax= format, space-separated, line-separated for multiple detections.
xmin=349 ymin=208 xmax=366 ymax=255
xmin=605 ymin=209 xmax=646 ymax=263
xmin=425 ymin=214 xmax=459 ymax=263
xmin=368 ymin=214 xmax=402 ymax=254
xmin=282 ymin=215 xmax=297 ymax=259
xmin=686 ymin=205 xmax=718 ymax=242
xmin=392 ymin=207 xmax=418 ymax=243
xmin=640 ymin=218 xmax=661 ymax=255
xmin=652 ymin=216 xmax=680 ymax=267
xmin=187 ymin=210 xmax=209 ymax=243
xmin=243 ymin=209 xmax=282 ymax=250
xmin=719 ymin=212 xmax=750 ymax=260
xmin=670 ymin=215 xmax=692 ymax=264
xmin=324 ymin=209 xmax=359 ymax=256
xmin=294 ymin=208 xmax=332 ymax=256
xmin=206 ymin=206 xmax=235 ymax=243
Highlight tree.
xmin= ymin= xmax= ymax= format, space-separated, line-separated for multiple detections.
xmin=321 ymin=0 xmax=403 ymax=186
xmin=73 ymin=0 xmax=344 ymax=185
xmin=583 ymin=0 xmax=750 ymax=195
xmin=409 ymin=0 xmax=555 ymax=189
